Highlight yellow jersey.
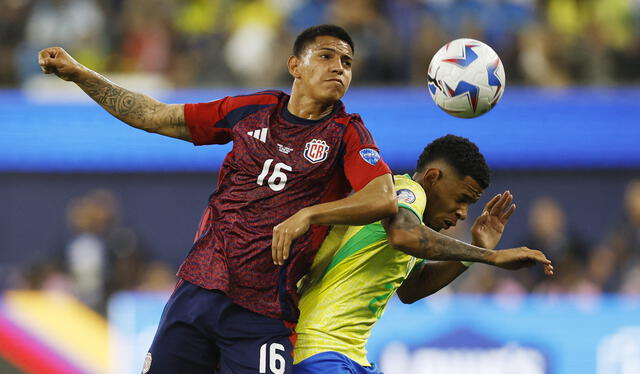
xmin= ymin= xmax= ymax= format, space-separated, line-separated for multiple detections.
xmin=294 ymin=174 xmax=427 ymax=366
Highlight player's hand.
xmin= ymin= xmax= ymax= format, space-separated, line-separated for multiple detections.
xmin=470 ymin=191 xmax=516 ymax=250
xmin=490 ymin=247 xmax=554 ymax=275
xmin=272 ymin=209 xmax=312 ymax=266
xmin=38 ymin=47 xmax=86 ymax=82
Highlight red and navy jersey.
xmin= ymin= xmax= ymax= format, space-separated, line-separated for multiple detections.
xmin=178 ymin=90 xmax=391 ymax=321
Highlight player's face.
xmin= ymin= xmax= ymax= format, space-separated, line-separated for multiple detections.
xmin=424 ymin=173 xmax=483 ymax=231
xmin=294 ymin=36 xmax=353 ymax=103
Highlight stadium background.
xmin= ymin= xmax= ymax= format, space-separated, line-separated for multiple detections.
xmin=1 ymin=0 xmax=639 ymax=373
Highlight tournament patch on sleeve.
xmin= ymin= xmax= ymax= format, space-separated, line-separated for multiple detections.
xmin=397 ymin=189 xmax=417 ymax=204
xmin=359 ymin=148 xmax=381 ymax=166
xmin=394 ymin=175 xmax=427 ymax=220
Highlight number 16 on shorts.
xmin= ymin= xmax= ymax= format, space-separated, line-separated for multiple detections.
xmin=259 ymin=343 xmax=286 ymax=374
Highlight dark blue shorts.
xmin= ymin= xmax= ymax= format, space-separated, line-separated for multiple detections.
xmin=143 ymin=280 xmax=296 ymax=374
xmin=293 ymin=351 xmax=383 ymax=374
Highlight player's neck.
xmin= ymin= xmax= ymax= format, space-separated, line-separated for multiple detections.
xmin=287 ymin=90 xmax=334 ymax=120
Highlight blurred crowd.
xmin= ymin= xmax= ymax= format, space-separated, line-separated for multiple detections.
xmin=1 ymin=0 xmax=640 ymax=88
xmin=6 ymin=188 xmax=176 ymax=315
xmin=448 ymin=179 xmax=640 ymax=298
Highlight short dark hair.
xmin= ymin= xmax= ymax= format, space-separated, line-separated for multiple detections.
xmin=416 ymin=134 xmax=490 ymax=189
xmin=293 ymin=24 xmax=354 ymax=57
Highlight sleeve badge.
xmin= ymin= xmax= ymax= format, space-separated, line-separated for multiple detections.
xmin=359 ymin=148 xmax=381 ymax=166
xmin=397 ymin=189 xmax=416 ymax=204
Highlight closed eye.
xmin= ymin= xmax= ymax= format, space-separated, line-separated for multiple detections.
xmin=458 ymin=195 xmax=475 ymax=204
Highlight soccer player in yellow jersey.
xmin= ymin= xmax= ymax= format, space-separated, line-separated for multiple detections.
xmin=293 ymin=135 xmax=554 ymax=374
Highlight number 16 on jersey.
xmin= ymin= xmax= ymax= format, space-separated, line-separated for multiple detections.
xmin=257 ymin=159 xmax=292 ymax=192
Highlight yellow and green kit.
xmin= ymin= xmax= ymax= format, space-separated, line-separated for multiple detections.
xmin=294 ymin=174 xmax=427 ymax=366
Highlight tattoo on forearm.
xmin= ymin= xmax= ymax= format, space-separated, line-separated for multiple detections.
xmin=392 ymin=210 xmax=491 ymax=262
xmin=420 ymin=227 xmax=491 ymax=261
xmin=81 ymin=76 xmax=154 ymax=119
xmin=78 ymin=74 xmax=186 ymax=138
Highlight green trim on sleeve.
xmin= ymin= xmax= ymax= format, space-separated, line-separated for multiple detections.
xmin=398 ymin=203 xmax=422 ymax=222
xmin=319 ymin=223 xmax=387 ymax=281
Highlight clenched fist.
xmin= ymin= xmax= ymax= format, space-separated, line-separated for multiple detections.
xmin=38 ymin=47 xmax=86 ymax=82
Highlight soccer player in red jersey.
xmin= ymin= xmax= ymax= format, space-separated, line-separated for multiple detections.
xmin=39 ymin=25 xmax=397 ymax=373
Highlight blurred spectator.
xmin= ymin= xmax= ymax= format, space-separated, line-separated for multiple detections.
xmin=517 ymin=26 xmax=571 ymax=86
xmin=328 ymin=0 xmax=396 ymax=83
xmin=17 ymin=0 xmax=107 ymax=82
xmin=595 ymin=180 xmax=640 ymax=293
xmin=117 ymin=0 xmax=173 ymax=73
xmin=137 ymin=261 xmax=177 ymax=292
xmin=56 ymin=188 xmax=149 ymax=314
xmin=19 ymin=260 xmax=72 ymax=293
xmin=519 ymin=197 xmax=587 ymax=292
xmin=620 ymin=265 xmax=640 ymax=295
xmin=6 ymin=188 xmax=178 ymax=313
xmin=223 ymin=0 xmax=289 ymax=86
xmin=170 ymin=0 xmax=232 ymax=86
xmin=0 ymin=0 xmax=31 ymax=86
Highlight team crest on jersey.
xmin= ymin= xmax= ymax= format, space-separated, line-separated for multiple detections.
xmin=397 ymin=189 xmax=416 ymax=204
xmin=359 ymin=148 xmax=380 ymax=166
xmin=304 ymin=139 xmax=330 ymax=163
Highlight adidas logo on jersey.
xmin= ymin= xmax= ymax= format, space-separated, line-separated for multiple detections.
xmin=247 ymin=128 xmax=268 ymax=143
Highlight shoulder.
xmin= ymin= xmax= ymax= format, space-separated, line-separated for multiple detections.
xmin=394 ymin=176 xmax=425 ymax=201
xmin=338 ymin=113 xmax=377 ymax=143
xmin=394 ymin=175 xmax=427 ymax=218
xmin=230 ymin=90 xmax=284 ymax=106
xmin=327 ymin=100 xmax=361 ymax=126
xmin=394 ymin=175 xmax=423 ymax=193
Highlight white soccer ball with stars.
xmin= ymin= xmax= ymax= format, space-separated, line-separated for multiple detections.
xmin=427 ymin=38 xmax=506 ymax=118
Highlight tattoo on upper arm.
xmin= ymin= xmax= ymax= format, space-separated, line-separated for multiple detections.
xmin=163 ymin=105 xmax=188 ymax=138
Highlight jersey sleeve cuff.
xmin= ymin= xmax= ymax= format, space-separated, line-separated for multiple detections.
xmin=184 ymin=103 xmax=209 ymax=145
xmin=348 ymin=162 xmax=392 ymax=192
xmin=398 ymin=203 xmax=422 ymax=222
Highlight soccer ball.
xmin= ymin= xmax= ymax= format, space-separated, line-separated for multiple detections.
xmin=427 ymin=38 xmax=505 ymax=118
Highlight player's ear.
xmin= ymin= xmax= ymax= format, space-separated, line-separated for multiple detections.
xmin=288 ymin=55 xmax=301 ymax=79
xmin=423 ymin=168 xmax=442 ymax=189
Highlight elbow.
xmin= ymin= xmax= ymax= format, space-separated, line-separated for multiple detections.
xmin=387 ymin=229 xmax=408 ymax=250
xmin=377 ymin=191 xmax=398 ymax=218
xmin=397 ymin=290 xmax=418 ymax=304
xmin=385 ymin=198 xmax=399 ymax=217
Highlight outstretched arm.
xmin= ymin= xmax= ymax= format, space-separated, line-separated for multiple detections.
xmin=385 ymin=192 xmax=551 ymax=265
xmin=38 ymin=47 xmax=190 ymax=141
xmin=383 ymin=207 xmax=501 ymax=263
xmin=395 ymin=192 xmax=553 ymax=303
xmin=271 ymin=173 xmax=397 ymax=265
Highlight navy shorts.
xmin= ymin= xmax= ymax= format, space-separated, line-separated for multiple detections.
xmin=294 ymin=351 xmax=383 ymax=374
xmin=143 ymin=280 xmax=296 ymax=374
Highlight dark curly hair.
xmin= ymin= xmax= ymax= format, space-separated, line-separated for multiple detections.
xmin=293 ymin=24 xmax=354 ymax=57
xmin=416 ymin=134 xmax=490 ymax=189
